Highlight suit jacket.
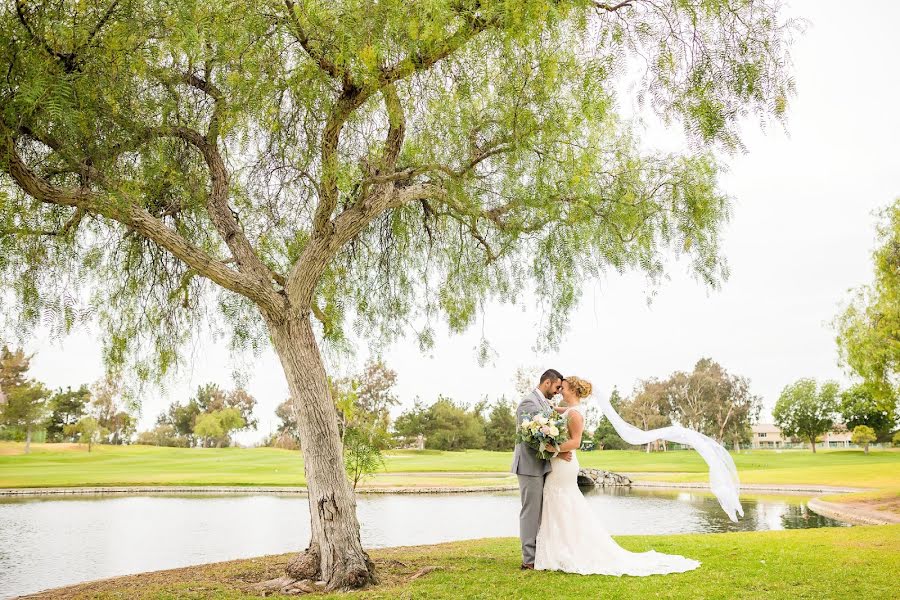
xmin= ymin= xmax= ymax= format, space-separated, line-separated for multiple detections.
xmin=511 ymin=389 xmax=553 ymax=476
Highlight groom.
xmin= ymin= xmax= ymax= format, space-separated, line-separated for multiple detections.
xmin=511 ymin=369 xmax=571 ymax=570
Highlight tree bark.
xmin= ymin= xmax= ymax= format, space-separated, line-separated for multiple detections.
xmin=809 ymin=435 xmax=816 ymax=453
xmin=24 ymin=425 xmax=31 ymax=454
xmin=267 ymin=313 xmax=375 ymax=591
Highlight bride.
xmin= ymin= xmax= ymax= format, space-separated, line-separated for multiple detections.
xmin=534 ymin=376 xmax=701 ymax=576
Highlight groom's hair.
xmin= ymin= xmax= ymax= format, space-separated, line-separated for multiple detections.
xmin=539 ymin=369 xmax=563 ymax=384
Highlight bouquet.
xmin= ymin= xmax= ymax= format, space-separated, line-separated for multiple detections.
xmin=518 ymin=409 xmax=569 ymax=459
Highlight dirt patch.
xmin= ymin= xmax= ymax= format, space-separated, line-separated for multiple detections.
xmin=0 ymin=443 xmax=83 ymax=456
xmin=16 ymin=550 xmax=443 ymax=599
xmin=842 ymin=497 xmax=900 ymax=516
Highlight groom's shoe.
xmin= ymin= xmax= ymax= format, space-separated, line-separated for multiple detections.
xmin=520 ymin=563 xmax=535 ymax=570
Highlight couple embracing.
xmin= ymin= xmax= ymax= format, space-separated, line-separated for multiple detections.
xmin=511 ymin=369 xmax=702 ymax=576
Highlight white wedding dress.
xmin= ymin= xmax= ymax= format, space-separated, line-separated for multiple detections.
xmin=534 ymin=405 xmax=700 ymax=576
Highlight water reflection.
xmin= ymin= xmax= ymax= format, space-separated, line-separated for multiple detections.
xmin=579 ymin=487 xmax=846 ymax=534
xmin=0 ymin=489 xmax=847 ymax=598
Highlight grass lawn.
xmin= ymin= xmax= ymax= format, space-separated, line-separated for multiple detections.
xmin=32 ymin=526 xmax=900 ymax=599
xmin=2 ymin=442 xmax=898 ymax=490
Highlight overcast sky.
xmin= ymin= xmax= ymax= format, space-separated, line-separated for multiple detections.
xmin=15 ymin=1 xmax=900 ymax=444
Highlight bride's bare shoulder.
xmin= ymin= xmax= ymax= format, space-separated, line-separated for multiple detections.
xmin=565 ymin=406 xmax=585 ymax=421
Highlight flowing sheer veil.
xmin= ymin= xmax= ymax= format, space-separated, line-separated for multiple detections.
xmin=594 ymin=393 xmax=744 ymax=522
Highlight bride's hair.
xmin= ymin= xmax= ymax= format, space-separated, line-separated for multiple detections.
xmin=566 ymin=376 xmax=593 ymax=399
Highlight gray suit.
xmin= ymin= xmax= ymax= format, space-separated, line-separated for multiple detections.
xmin=510 ymin=389 xmax=552 ymax=565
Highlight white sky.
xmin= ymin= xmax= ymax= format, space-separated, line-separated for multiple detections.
xmin=16 ymin=1 xmax=900 ymax=444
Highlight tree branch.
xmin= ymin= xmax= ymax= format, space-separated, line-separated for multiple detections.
xmin=379 ymin=83 xmax=405 ymax=172
xmin=1 ymin=129 xmax=285 ymax=316
xmin=282 ymin=0 xmax=347 ymax=82
xmin=181 ymin=70 xmax=224 ymax=143
xmin=377 ymin=13 xmax=496 ymax=87
xmin=592 ymin=1 xmax=641 ymax=12
xmin=310 ymin=8 xmax=498 ymax=241
xmin=156 ymin=125 xmax=285 ymax=289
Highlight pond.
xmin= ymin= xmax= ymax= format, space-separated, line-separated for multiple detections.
xmin=0 ymin=487 xmax=847 ymax=598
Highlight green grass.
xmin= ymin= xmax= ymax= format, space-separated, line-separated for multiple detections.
xmin=0 ymin=443 xmax=307 ymax=487
xmin=36 ymin=526 xmax=900 ymax=599
xmin=2 ymin=442 xmax=899 ymax=489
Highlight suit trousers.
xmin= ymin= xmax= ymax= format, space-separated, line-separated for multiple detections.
xmin=517 ymin=472 xmax=545 ymax=564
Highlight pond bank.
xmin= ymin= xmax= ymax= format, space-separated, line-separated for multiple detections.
xmin=807 ymin=497 xmax=900 ymax=525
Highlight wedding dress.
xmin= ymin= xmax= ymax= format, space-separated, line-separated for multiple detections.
xmin=534 ymin=405 xmax=701 ymax=576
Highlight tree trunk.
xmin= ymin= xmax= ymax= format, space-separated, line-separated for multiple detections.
xmin=266 ymin=313 xmax=375 ymax=591
xmin=864 ymin=443 xmax=869 ymax=455
xmin=810 ymin=435 xmax=816 ymax=453
xmin=24 ymin=425 xmax=31 ymax=454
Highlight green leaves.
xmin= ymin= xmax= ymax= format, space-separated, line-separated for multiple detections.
xmin=773 ymin=378 xmax=840 ymax=448
xmin=834 ymin=199 xmax=900 ymax=409
xmin=0 ymin=0 xmax=794 ymax=380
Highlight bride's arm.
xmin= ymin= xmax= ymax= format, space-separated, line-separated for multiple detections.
xmin=555 ymin=411 xmax=584 ymax=453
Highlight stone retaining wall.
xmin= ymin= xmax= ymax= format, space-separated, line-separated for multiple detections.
xmin=576 ymin=468 xmax=632 ymax=487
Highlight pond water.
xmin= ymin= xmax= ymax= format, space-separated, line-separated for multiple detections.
xmin=0 ymin=488 xmax=847 ymax=598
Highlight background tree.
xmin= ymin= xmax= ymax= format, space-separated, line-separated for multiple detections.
xmin=90 ymin=378 xmax=137 ymax=444
xmin=355 ymin=359 xmax=399 ymax=430
xmin=193 ymin=407 xmax=246 ymax=447
xmin=835 ymin=200 xmax=900 ymax=408
xmin=64 ymin=416 xmax=107 ymax=452
xmin=157 ymin=398 xmax=201 ymax=447
xmin=135 ymin=423 xmax=183 ymax=447
xmin=394 ymin=396 xmax=485 ymax=451
xmin=839 ymin=383 xmax=895 ymax=441
xmin=392 ymin=400 xmax=429 ymax=443
xmin=0 ymin=0 xmax=794 ymax=589
xmin=773 ymin=379 xmax=840 ymax=453
xmin=664 ymin=359 xmax=761 ymax=451
xmin=621 ymin=380 xmax=671 ymax=452
xmin=193 ymin=412 xmax=224 ymax=448
xmin=593 ymin=387 xmax=629 ymax=450
xmin=194 ymin=384 xmax=259 ymax=431
xmin=331 ymin=360 xmax=397 ymax=486
xmin=425 ymin=398 xmax=486 ymax=451
xmin=155 ymin=383 xmax=257 ymax=446
xmin=271 ymin=398 xmax=302 ymax=450
xmin=0 ymin=345 xmax=28 ymax=393
xmin=482 ymin=397 xmax=517 ymax=451
xmin=850 ymin=425 xmax=877 ymax=455
xmin=0 ymin=345 xmax=49 ymax=452
xmin=342 ymin=425 xmax=389 ymax=489
xmin=44 ymin=385 xmax=91 ymax=442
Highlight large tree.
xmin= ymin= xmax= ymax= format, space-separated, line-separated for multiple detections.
xmin=839 ymin=383 xmax=895 ymax=440
xmin=621 ymin=379 xmax=671 ymax=452
xmin=482 ymin=397 xmax=517 ymax=451
xmin=593 ymin=386 xmax=629 ymax=450
xmin=835 ymin=199 xmax=900 ymax=410
xmin=394 ymin=395 xmax=486 ymax=450
xmin=664 ymin=358 xmax=761 ymax=450
xmin=0 ymin=345 xmax=49 ymax=452
xmin=0 ymin=0 xmax=793 ymax=589
xmin=44 ymin=384 xmax=91 ymax=442
xmin=90 ymin=377 xmax=137 ymax=444
xmin=773 ymin=378 xmax=840 ymax=453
